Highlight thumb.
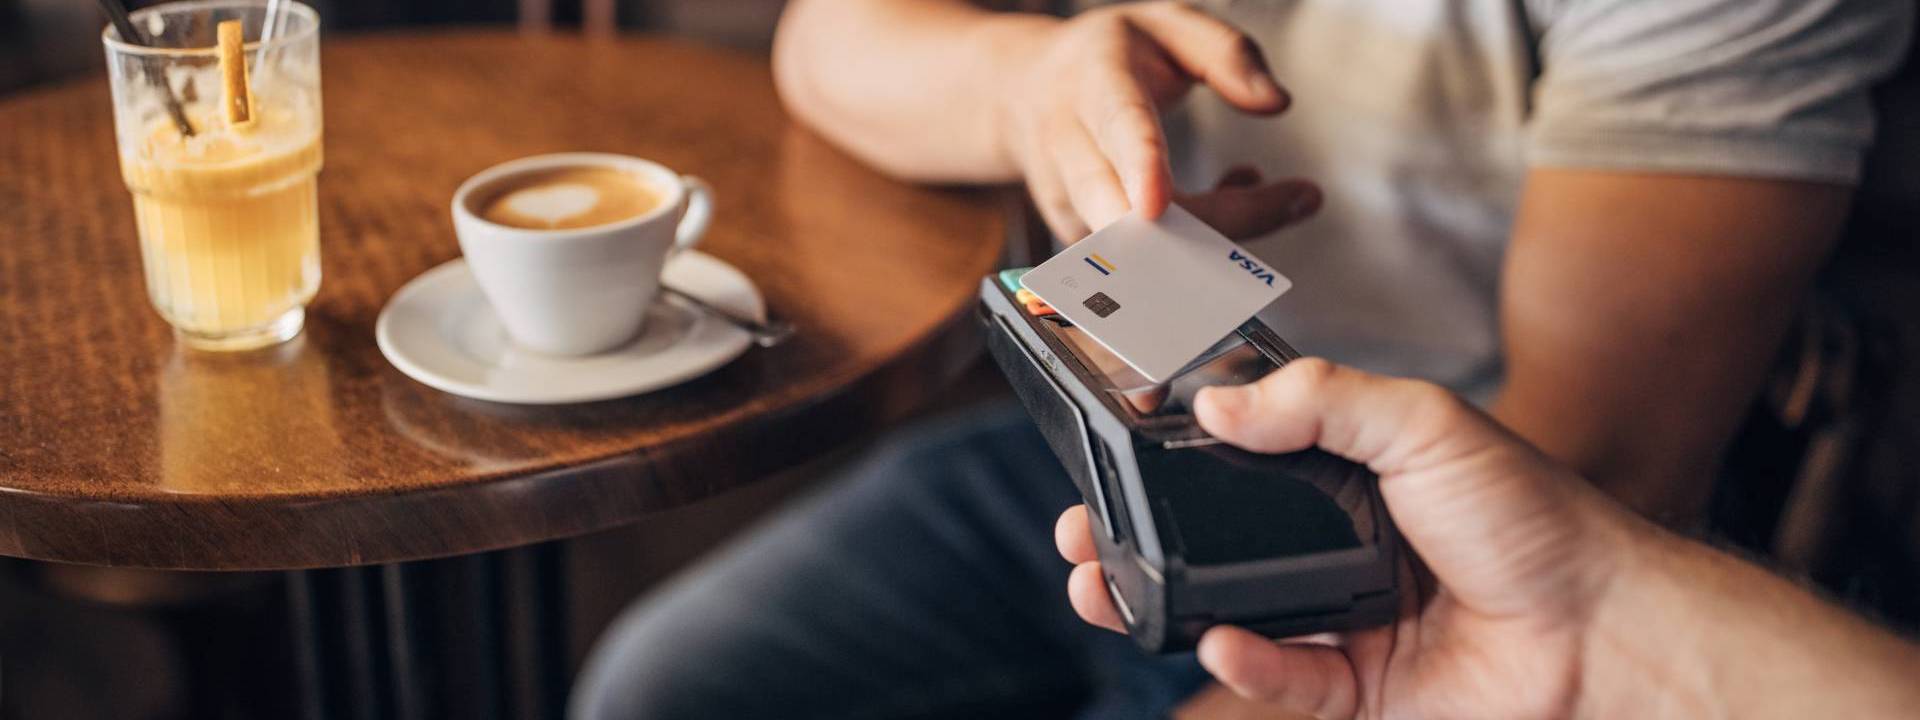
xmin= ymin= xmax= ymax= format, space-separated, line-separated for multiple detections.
xmin=1193 ymin=359 xmax=1619 ymax=618
xmin=1197 ymin=625 xmax=1359 ymax=719
xmin=1192 ymin=358 xmax=1505 ymax=474
xmin=1125 ymin=2 xmax=1288 ymax=114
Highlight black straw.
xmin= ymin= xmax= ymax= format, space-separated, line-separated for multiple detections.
xmin=98 ymin=0 xmax=196 ymax=138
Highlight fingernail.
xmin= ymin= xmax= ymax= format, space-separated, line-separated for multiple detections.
xmin=1239 ymin=36 xmax=1281 ymax=103
xmin=1246 ymin=73 xmax=1279 ymax=104
xmin=1290 ymin=186 xmax=1322 ymax=218
xmin=1197 ymin=385 xmax=1252 ymax=420
xmin=1127 ymin=187 xmax=1150 ymax=215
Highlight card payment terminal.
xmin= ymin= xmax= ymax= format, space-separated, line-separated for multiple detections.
xmin=979 ymin=270 xmax=1401 ymax=653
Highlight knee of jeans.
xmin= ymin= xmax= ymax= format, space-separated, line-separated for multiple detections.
xmin=849 ymin=407 xmax=1062 ymax=496
xmin=569 ymin=598 xmax=724 ymax=720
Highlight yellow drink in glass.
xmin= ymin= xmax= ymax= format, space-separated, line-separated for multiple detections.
xmin=105 ymin=0 xmax=324 ymax=350
xmin=123 ymin=106 xmax=322 ymax=348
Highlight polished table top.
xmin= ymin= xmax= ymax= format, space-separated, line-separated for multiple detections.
xmin=0 ymin=31 xmax=1004 ymax=571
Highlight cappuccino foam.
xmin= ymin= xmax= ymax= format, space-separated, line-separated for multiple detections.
xmin=473 ymin=166 xmax=664 ymax=230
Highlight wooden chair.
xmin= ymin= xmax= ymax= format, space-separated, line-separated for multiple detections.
xmin=517 ymin=0 xmax=789 ymax=47
xmin=515 ymin=0 xmax=611 ymax=37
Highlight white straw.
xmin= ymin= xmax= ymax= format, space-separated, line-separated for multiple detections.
xmin=255 ymin=0 xmax=284 ymax=69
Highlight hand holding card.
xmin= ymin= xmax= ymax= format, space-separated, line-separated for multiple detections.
xmin=1020 ymin=204 xmax=1292 ymax=383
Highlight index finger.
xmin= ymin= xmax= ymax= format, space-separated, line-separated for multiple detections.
xmin=1079 ymin=71 xmax=1173 ymax=218
xmin=1124 ymin=2 xmax=1288 ymax=113
xmin=1055 ymin=504 xmax=1098 ymax=564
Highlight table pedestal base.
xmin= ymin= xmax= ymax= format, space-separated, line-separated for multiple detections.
xmin=285 ymin=544 xmax=569 ymax=720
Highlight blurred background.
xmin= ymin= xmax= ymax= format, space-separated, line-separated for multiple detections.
xmin=0 ymin=0 xmax=787 ymax=93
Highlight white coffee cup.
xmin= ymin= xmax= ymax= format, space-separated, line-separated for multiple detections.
xmin=451 ymin=153 xmax=714 ymax=356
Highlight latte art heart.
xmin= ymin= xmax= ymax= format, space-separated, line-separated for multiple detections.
xmin=503 ymin=184 xmax=601 ymax=225
xmin=473 ymin=166 xmax=665 ymax=231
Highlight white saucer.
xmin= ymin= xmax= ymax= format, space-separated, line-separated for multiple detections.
xmin=376 ymin=251 xmax=763 ymax=404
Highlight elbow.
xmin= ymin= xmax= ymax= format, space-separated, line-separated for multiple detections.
xmin=771 ymin=2 xmax=823 ymax=134
xmin=772 ymin=45 xmax=952 ymax=186
xmin=772 ymin=0 xmax=862 ymax=161
xmin=770 ymin=0 xmax=988 ymax=187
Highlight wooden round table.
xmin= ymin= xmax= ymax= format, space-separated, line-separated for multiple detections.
xmin=0 ymin=31 xmax=1004 ymax=719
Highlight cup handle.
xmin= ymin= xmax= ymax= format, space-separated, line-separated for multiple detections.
xmin=675 ymin=175 xmax=714 ymax=254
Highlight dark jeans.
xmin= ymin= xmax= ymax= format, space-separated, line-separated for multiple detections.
xmin=571 ymin=404 xmax=1208 ymax=720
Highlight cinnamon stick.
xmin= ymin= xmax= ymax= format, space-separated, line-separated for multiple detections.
xmin=217 ymin=20 xmax=254 ymax=128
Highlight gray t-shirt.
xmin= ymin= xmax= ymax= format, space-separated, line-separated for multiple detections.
xmin=1087 ymin=0 xmax=1912 ymax=399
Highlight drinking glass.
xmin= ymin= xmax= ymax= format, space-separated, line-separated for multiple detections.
xmin=104 ymin=0 xmax=323 ymax=350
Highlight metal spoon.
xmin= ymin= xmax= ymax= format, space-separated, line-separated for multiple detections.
xmin=662 ymin=285 xmax=795 ymax=348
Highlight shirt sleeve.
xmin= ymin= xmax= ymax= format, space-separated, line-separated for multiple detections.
xmin=1526 ymin=0 xmax=1914 ymax=184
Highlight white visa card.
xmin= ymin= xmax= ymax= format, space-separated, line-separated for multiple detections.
xmin=1020 ymin=204 xmax=1291 ymax=383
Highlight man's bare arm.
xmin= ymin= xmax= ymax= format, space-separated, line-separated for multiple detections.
xmin=1494 ymin=169 xmax=1850 ymax=525
xmin=1583 ymin=520 xmax=1920 ymax=719
xmin=776 ymin=1 xmax=1313 ymax=242
xmin=774 ymin=0 xmax=1046 ymax=183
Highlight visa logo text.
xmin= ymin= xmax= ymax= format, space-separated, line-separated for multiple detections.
xmin=1229 ymin=250 xmax=1278 ymax=287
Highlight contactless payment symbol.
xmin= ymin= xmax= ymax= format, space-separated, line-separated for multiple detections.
xmin=1083 ymin=253 xmax=1116 ymax=276
xmin=1083 ymin=292 xmax=1121 ymax=318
